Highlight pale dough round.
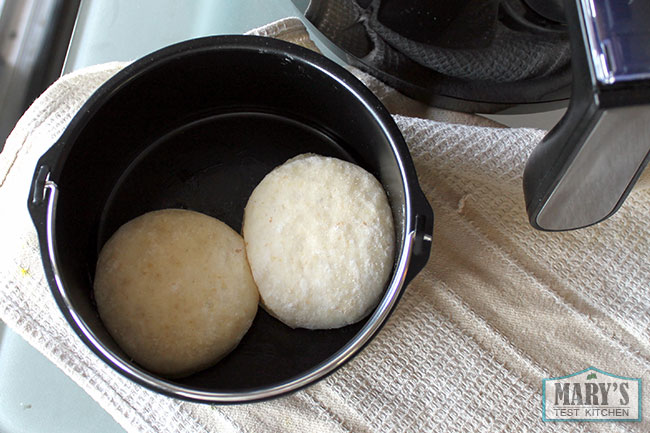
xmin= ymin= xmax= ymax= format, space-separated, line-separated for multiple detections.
xmin=94 ymin=209 xmax=259 ymax=378
xmin=243 ymin=154 xmax=395 ymax=329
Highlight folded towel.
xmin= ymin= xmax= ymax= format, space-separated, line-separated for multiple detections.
xmin=1 ymin=17 xmax=648 ymax=433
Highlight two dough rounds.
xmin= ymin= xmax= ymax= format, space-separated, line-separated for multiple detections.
xmin=243 ymin=154 xmax=395 ymax=329
xmin=94 ymin=154 xmax=395 ymax=377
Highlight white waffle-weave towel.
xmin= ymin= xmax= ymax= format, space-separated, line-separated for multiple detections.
xmin=1 ymin=18 xmax=649 ymax=433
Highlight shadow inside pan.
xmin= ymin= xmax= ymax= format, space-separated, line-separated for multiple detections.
xmin=95 ymin=109 xmax=371 ymax=390
xmin=181 ymin=308 xmax=366 ymax=390
xmin=97 ymin=110 xmax=360 ymax=243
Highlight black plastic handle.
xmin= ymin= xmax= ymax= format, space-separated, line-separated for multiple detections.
xmin=523 ymin=0 xmax=650 ymax=231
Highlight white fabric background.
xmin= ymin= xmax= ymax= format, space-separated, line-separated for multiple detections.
xmin=1 ymin=18 xmax=648 ymax=433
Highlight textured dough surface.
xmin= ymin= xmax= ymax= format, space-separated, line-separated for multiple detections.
xmin=243 ymin=154 xmax=395 ymax=329
xmin=94 ymin=209 xmax=259 ymax=378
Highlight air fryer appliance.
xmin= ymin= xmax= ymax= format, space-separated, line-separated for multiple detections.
xmin=305 ymin=0 xmax=650 ymax=230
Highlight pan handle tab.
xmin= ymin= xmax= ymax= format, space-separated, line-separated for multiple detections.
xmin=31 ymin=165 xmax=52 ymax=205
xmin=28 ymin=163 xmax=58 ymax=235
xmin=404 ymin=190 xmax=434 ymax=285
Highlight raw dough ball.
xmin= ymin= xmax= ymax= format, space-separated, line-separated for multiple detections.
xmin=94 ymin=209 xmax=259 ymax=378
xmin=243 ymin=154 xmax=395 ymax=329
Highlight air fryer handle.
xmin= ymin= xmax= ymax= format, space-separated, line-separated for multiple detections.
xmin=523 ymin=0 xmax=650 ymax=231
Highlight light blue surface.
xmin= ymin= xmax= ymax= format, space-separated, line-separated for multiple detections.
xmin=63 ymin=0 xmax=338 ymax=74
xmin=0 ymin=321 xmax=125 ymax=433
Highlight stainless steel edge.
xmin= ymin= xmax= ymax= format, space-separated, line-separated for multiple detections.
xmin=60 ymin=0 xmax=84 ymax=74
xmin=579 ymin=0 xmax=613 ymax=85
xmin=579 ymin=0 xmax=650 ymax=85
xmin=43 ymin=149 xmax=418 ymax=403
